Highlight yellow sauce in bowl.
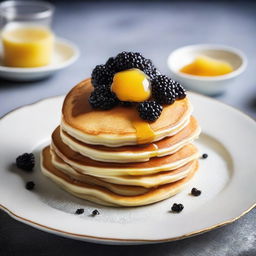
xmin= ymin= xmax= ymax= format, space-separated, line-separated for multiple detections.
xmin=180 ymin=56 xmax=233 ymax=76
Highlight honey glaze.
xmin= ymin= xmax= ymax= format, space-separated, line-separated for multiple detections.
xmin=132 ymin=120 xmax=156 ymax=144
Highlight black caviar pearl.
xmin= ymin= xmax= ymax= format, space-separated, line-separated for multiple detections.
xmin=91 ymin=209 xmax=100 ymax=216
xmin=171 ymin=203 xmax=184 ymax=213
xmin=191 ymin=188 xmax=202 ymax=196
xmin=202 ymin=153 xmax=208 ymax=159
xmin=26 ymin=181 xmax=35 ymax=190
xmin=75 ymin=208 xmax=84 ymax=215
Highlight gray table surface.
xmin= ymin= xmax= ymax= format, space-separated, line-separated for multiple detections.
xmin=0 ymin=1 xmax=255 ymax=255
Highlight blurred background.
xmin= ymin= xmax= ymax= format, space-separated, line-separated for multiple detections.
xmin=0 ymin=0 xmax=256 ymax=117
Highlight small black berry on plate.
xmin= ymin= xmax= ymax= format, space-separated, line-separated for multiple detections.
xmin=171 ymin=203 xmax=184 ymax=213
xmin=201 ymin=153 xmax=208 ymax=159
xmin=26 ymin=181 xmax=35 ymax=190
xmin=89 ymin=85 xmax=119 ymax=110
xmin=91 ymin=209 xmax=100 ymax=216
xmin=151 ymin=75 xmax=176 ymax=105
xmin=137 ymin=101 xmax=163 ymax=122
xmin=91 ymin=65 xmax=114 ymax=88
xmin=191 ymin=188 xmax=202 ymax=196
xmin=75 ymin=208 xmax=84 ymax=215
xmin=16 ymin=153 xmax=35 ymax=171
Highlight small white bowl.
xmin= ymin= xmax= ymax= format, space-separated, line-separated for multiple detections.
xmin=167 ymin=44 xmax=247 ymax=95
xmin=0 ymin=37 xmax=80 ymax=81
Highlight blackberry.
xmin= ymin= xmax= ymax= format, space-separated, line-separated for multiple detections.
xmin=144 ymin=66 xmax=160 ymax=80
xmin=105 ymin=57 xmax=115 ymax=70
xmin=16 ymin=153 xmax=35 ymax=171
xmin=91 ymin=65 xmax=114 ymax=88
xmin=75 ymin=208 xmax=84 ymax=215
xmin=26 ymin=181 xmax=35 ymax=190
xmin=151 ymin=75 xmax=176 ymax=105
xmin=171 ymin=203 xmax=184 ymax=213
xmin=173 ymin=81 xmax=186 ymax=100
xmin=91 ymin=209 xmax=100 ymax=216
xmin=137 ymin=101 xmax=163 ymax=122
xmin=114 ymin=52 xmax=156 ymax=75
xmin=89 ymin=85 xmax=119 ymax=110
xmin=191 ymin=188 xmax=201 ymax=196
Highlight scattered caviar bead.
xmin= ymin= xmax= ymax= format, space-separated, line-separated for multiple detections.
xmin=151 ymin=75 xmax=176 ymax=105
xmin=202 ymin=153 xmax=208 ymax=159
xmin=191 ymin=188 xmax=202 ymax=196
xmin=89 ymin=85 xmax=119 ymax=110
xmin=16 ymin=153 xmax=35 ymax=171
xmin=91 ymin=209 xmax=100 ymax=216
xmin=26 ymin=181 xmax=35 ymax=190
xmin=137 ymin=101 xmax=163 ymax=122
xmin=91 ymin=65 xmax=114 ymax=88
xmin=75 ymin=208 xmax=84 ymax=215
xmin=171 ymin=203 xmax=184 ymax=213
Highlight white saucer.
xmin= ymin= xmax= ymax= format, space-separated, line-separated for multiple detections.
xmin=0 ymin=37 xmax=80 ymax=81
xmin=0 ymin=93 xmax=255 ymax=245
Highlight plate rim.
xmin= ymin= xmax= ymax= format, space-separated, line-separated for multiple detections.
xmin=0 ymin=92 xmax=255 ymax=244
xmin=0 ymin=203 xmax=254 ymax=244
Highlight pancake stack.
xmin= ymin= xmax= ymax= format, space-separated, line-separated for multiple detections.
xmin=41 ymin=78 xmax=201 ymax=207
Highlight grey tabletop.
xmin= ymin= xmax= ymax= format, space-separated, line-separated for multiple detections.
xmin=0 ymin=1 xmax=255 ymax=255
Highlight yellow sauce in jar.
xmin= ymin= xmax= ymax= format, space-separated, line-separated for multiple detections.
xmin=2 ymin=25 xmax=54 ymax=67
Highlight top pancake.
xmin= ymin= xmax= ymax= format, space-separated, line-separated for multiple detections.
xmin=61 ymin=79 xmax=192 ymax=147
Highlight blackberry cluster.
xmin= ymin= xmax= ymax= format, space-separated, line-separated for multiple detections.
xmin=89 ymin=51 xmax=186 ymax=122
xmin=152 ymin=75 xmax=176 ymax=105
xmin=152 ymin=75 xmax=186 ymax=104
xmin=172 ymin=81 xmax=186 ymax=100
xmin=137 ymin=101 xmax=163 ymax=122
xmin=89 ymin=85 xmax=119 ymax=110
xmin=16 ymin=153 xmax=35 ymax=171
xmin=91 ymin=52 xmax=159 ymax=89
xmin=113 ymin=52 xmax=158 ymax=79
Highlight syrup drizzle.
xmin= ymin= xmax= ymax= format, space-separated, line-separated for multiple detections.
xmin=132 ymin=120 xmax=155 ymax=144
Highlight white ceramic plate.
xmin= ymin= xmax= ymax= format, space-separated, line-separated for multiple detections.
xmin=0 ymin=93 xmax=255 ymax=245
xmin=0 ymin=38 xmax=80 ymax=81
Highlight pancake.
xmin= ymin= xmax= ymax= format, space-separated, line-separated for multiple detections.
xmin=61 ymin=79 xmax=193 ymax=147
xmin=43 ymin=147 xmax=148 ymax=196
xmin=41 ymin=147 xmax=199 ymax=207
xmin=49 ymin=146 xmax=198 ymax=188
xmin=60 ymin=116 xmax=201 ymax=163
xmin=51 ymin=126 xmax=199 ymax=176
